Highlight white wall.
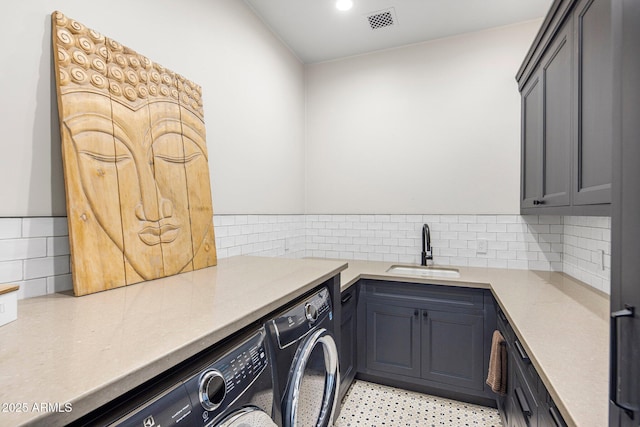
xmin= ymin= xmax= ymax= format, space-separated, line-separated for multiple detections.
xmin=1 ymin=0 xmax=305 ymax=216
xmin=305 ymin=20 xmax=542 ymax=214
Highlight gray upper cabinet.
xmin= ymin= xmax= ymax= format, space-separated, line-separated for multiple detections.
xmin=521 ymin=20 xmax=573 ymax=209
xmin=542 ymin=20 xmax=573 ymax=207
xmin=573 ymin=0 xmax=612 ymax=205
xmin=517 ymin=0 xmax=611 ymax=215
xmin=521 ymin=74 xmax=544 ymax=208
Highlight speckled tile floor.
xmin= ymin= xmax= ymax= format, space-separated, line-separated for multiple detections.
xmin=335 ymin=380 xmax=503 ymax=427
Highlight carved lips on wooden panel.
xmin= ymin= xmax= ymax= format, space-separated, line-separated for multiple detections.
xmin=51 ymin=11 xmax=217 ymax=296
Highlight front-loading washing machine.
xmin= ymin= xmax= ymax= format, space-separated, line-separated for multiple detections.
xmin=265 ymin=287 xmax=340 ymax=427
xmin=72 ymin=327 xmax=277 ymax=427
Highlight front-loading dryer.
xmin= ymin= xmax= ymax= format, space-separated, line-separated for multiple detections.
xmin=181 ymin=327 xmax=275 ymax=427
xmin=265 ymin=287 xmax=340 ymax=427
xmin=74 ymin=327 xmax=277 ymax=427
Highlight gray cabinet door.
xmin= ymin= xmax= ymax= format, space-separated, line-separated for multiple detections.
xmin=420 ymin=310 xmax=484 ymax=391
xmin=573 ymin=0 xmax=612 ymax=205
xmin=365 ymin=301 xmax=421 ymax=377
xmin=610 ymin=0 xmax=640 ymax=424
xmin=540 ymin=19 xmax=573 ymax=207
xmin=521 ymin=72 xmax=544 ymax=209
xmin=339 ymin=288 xmax=357 ymax=400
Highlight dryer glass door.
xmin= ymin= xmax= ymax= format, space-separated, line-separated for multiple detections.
xmin=217 ymin=406 xmax=277 ymax=427
xmin=284 ymin=328 xmax=339 ymax=427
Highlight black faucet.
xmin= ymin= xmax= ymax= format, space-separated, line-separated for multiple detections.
xmin=421 ymin=224 xmax=433 ymax=266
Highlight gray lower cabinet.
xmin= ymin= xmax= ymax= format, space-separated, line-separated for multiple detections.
xmin=421 ymin=310 xmax=484 ymax=391
xmin=358 ymin=280 xmax=495 ymax=404
xmin=496 ymin=306 xmax=567 ymax=427
xmin=339 ymin=286 xmax=357 ymax=402
xmin=365 ymin=301 xmax=421 ymax=377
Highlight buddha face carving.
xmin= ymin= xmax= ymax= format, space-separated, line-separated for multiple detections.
xmin=52 ymin=11 xmax=216 ymax=294
xmin=63 ymin=95 xmax=211 ymax=279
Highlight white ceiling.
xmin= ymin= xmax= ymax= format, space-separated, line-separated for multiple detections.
xmin=244 ymin=0 xmax=553 ymax=63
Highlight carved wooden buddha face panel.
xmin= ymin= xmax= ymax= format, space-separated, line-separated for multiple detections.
xmin=52 ymin=11 xmax=217 ymax=295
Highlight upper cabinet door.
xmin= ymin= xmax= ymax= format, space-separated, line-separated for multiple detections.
xmin=541 ymin=19 xmax=573 ymax=207
xmin=521 ymin=19 xmax=573 ymax=210
xmin=521 ymin=72 xmax=544 ymax=209
xmin=573 ymin=0 xmax=612 ymax=205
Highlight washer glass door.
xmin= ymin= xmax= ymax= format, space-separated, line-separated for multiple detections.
xmin=284 ymin=328 xmax=339 ymax=427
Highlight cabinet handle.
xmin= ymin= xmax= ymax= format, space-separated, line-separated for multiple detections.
xmin=423 ymin=311 xmax=428 ymax=318
xmin=514 ymin=340 xmax=530 ymax=363
xmin=514 ymin=387 xmax=532 ymax=418
xmin=549 ymin=406 xmax=564 ymax=427
xmin=414 ymin=310 xmax=419 ymax=317
xmin=610 ymin=305 xmax=638 ymax=418
xmin=533 ymin=199 xmax=545 ymax=205
xmin=498 ymin=309 xmax=507 ymax=322
xmin=341 ymin=293 xmax=353 ymax=305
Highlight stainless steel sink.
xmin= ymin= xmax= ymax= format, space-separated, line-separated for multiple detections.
xmin=386 ymin=265 xmax=461 ymax=278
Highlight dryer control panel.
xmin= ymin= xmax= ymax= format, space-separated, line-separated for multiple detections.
xmin=183 ymin=329 xmax=270 ymax=426
xmin=272 ymin=287 xmax=332 ymax=349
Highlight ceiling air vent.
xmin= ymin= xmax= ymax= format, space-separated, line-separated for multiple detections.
xmin=366 ymin=8 xmax=397 ymax=30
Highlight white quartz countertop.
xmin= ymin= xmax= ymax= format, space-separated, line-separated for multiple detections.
xmin=0 ymin=256 xmax=347 ymax=427
xmin=338 ymin=260 xmax=610 ymax=427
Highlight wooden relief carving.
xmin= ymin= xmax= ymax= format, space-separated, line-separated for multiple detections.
xmin=51 ymin=11 xmax=217 ymax=296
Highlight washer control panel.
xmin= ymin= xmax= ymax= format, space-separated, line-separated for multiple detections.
xmin=273 ymin=287 xmax=332 ymax=349
xmin=184 ymin=329 xmax=269 ymax=426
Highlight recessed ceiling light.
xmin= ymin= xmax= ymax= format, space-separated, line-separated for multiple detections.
xmin=336 ymin=0 xmax=354 ymax=11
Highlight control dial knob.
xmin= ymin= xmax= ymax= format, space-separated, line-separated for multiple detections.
xmin=305 ymin=302 xmax=318 ymax=322
xmin=199 ymin=369 xmax=226 ymax=411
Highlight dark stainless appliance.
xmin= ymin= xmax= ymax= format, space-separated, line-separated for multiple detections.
xmin=72 ymin=328 xmax=276 ymax=427
xmin=265 ymin=287 xmax=340 ymax=427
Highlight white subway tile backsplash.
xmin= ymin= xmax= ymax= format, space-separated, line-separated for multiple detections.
xmin=0 ymin=260 xmax=23 ymax=283
xmin=47 ymin=274 xmax=73 ymax=294
xmin=47 ymin=236 xmax=70 ymax=256
xmin=0 ymin=238 xmax=47 ymax=261
xmin=441 ymin=216 xmax=459 ymax=223
xmin=16 ymin=278 xmax=48 ymax=299
xmin=487 ymin=224 xmax=507 ymax=233
xmin=508 ymin=242 xmax=527 ymax=251
xmin=496 ymin=215 xmax=518 ymax=224
xmin=489 ymin=241 xmax=509 ymax=251
xmin=22 ymin=217 xmax=68 ymax=237
xmin=23 ymin=256 xmax=70 ymax=280
xmin=468 ymin=224 xmax=487 ymax=232
xmin=477 ymin=215 xmax=497 ymax=224
xmin=562 ymin=216 xmax=610 ymax=293
xmin=1 ymin=213 xmax=611 ymax=299
xmin=0 ymin=218 xmax=22 ymax=239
